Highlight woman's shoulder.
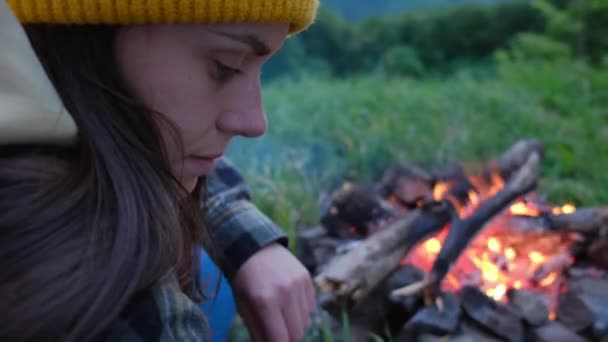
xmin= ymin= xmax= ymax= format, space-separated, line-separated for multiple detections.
xmin=102 ymin=280 xmax=210 ymax=342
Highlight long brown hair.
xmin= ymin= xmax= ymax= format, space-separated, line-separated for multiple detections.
xmin=0 ymin=25 xmax=208 ymax=341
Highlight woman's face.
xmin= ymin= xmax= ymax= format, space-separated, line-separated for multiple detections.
xmin=115 ymin=23 xmax=289 ymax=191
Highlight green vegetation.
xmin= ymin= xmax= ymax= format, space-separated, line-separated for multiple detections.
xmin=322 ymin=0 xmax=506 ymax=21
xmin=230 ymin=57 xmax=608 ymax=245
xmin=264 ymin=0 xmax=606 ymax=80
xmin=226 ymin=0 xmax=608 ymax=247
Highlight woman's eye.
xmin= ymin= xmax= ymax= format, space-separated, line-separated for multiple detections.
xmin=212 ymin=60 xmax=243 ymax=82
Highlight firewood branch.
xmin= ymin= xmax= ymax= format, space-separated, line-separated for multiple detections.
xmin=431 ymin=152 xmax=540 ymax=291
xmin=314 ymin=200 xmax=454 ymax=309
xmin=546 ymin=207 xmax=608 ymax=235
xmin=393 ymin=152 xmax=541 ymax=299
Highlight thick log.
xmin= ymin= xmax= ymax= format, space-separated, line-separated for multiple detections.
xmin=460 ymin=286 xmax=525 ymax=342
xmin=404 ymin=292 xmax=462 ymax=336
xmin=587 ymin=238 xmax=608 ymax=269
xmin=556 ymin=290 xmax=595 ymax=333
xmin=495 ymin=138 xmax=544 ymax=180
xmin=320 ymin=182 xmax=397 ymax=238
xmin=507 ymin=289 xmax=549 ymax=326
xmin=433 ymin=139 xmax=543 ymax=208
xmin=314 ymin=200 xmax=454 ymax=309
xmin=533 ymin=321 xmax=587 ymax=342
xmin=377 ymin=164 xmax=434 ymax=207
xmin=429 ymin=152 xmax=541 ymax=291
xmin=546 ymin=207 xmax=608 ymax=235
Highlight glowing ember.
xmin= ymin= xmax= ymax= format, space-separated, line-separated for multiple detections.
xmin=433 ymin=182 xmax=450 ymax=201
xmin=488 ymin=238 xmax=501 ymax=253
xmin=510 ymin=201 xmax=541 ymax=216
xmin=529 ymin=251 xmax=546 ymax=264
xmin=505 ymin=248 xmax=516 ymax=260
xmin=403 ymin=171 xmax=576 ymax=308
xmin=424 ymin=238 xmax=442 ymax=255
xmin=552 ymin=203 xmax=577 ymax=215
xmin=539 ymin=272 xmax=559 ymax=287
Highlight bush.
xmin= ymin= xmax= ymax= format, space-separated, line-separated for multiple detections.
xmin=263 ymin=0 xmax=607 ymax=81
xmin=382 ymin=45 xmax=425 ymax=77
xmin=264 ymin=1 xmax=547 ymax=80
xmin=533 ymin=0 xmax=608 ymax=64
xmin=507 ymin=33 xmax=572 ymax=61
xmin=581 ymin=0 xmax=608 ymax=63
xmin=229 ymin=59 xmax=608 ymax=233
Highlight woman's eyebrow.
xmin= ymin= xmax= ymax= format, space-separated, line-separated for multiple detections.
xmin=208 ymin=30 xmax=271 ymax=56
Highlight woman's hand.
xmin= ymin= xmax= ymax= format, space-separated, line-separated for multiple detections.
xmin=232 ymin=243 xmax=316 ymax=342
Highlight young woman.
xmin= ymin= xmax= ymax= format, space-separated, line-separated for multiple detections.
xmin=0 ymin=1 xmax=318 ymax=341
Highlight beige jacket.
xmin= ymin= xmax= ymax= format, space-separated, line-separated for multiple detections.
xmin=0 ymin=0 xmax=76 ymax=145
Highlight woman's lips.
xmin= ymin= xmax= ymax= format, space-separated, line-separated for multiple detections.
xmin=185 ymin=155 xmax=222 ymax=174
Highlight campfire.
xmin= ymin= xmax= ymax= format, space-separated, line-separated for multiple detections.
xmin=298 ymin=139 xmax=608 ymax=342
xmin=405 ymin=174 xmax=577 ymax=309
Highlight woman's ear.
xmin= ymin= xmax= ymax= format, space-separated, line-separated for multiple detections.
xmin=0 ymin=1 xmax=77 ymax=145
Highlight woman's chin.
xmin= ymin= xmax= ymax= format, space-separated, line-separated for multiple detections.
xmin=182 ymin=177 xmax=199 ymax=193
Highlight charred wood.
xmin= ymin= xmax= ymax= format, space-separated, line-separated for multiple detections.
xmin=587 ymin=238 xmax=608 ymax=269
xmin=404 ymin=292 xmax=462 ymax=336
xmin=320 ymin=182 xmax=397 ymax=238
xmin=429 ymin=152 xmax=540 ymax=293
xmin=533 ymin=321 xmax=587 ymax=342
xmin=531 ymin=252 xmax=573 ymax=284
xmin=377 ymin=164 xmax=434 ymax=207
xmin=495 ymin=139 xmax=544 ymax=180
xmin=387 ymin=265 xmax=426 ymax=316
xmin=556 ymin=291 xmax=595 ymax=333
xmin=507 ymin=289 xmax=549 ymax=326
xmin=314 ymin=200 xmax=454 ymax=310
xmin=460 ymin=286 xmax=524 ymax=342
xmin=545 ymin=207 xmax=608 ymax=235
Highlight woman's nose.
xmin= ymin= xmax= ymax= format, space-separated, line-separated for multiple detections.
xmin=217 ymin=79 xmax=267 ymax=138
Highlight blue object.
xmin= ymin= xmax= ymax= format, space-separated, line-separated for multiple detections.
xmin=198 ymin=249 xmax=237 ymax=342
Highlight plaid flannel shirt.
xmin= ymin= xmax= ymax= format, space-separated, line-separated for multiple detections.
xmin=104 ymin=158 xmax=288 ymax=341
xmin=205 ymin=158 xmax=289 ymax=278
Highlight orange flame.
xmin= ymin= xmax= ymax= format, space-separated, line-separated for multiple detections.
xmin=552 ymin=203 xmax=576 ymax=215
xmin=529 ymin=251 xmax=546 ymax=264
xmin=510 ymin=201 xmax=541 ymax=216
xmin=433 ymin=182 xmax=451 ymax=201
xmin=402 ymin=168 xmax=575 ymax=313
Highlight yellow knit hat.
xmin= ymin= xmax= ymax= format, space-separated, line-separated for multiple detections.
xmin=6 ymin=0 xmax=319 ymax=34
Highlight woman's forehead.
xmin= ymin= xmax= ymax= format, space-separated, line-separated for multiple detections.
xmin=123 ymin=23 xmax=289 ymax=53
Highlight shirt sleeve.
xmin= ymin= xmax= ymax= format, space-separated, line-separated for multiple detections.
xmin=202 ymin=158 xmax=288 ymax=279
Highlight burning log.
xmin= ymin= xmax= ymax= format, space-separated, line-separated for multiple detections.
xmin=531 ymin=253 xmax=573 ymax=284
xmin=387 ymin=265 xmax=426 ymax=315
xmin=404 ymin=292 xmax=462 ymax=335
xmin=377 ymin=164 xmax=434 ymax=207
xmin=495 ymin=139 xmax=544 ymax=180
xmin=314 ymin=200 xmax=454 ymax=310
xmin=392 ymin=152 xmax=541 ymax=301
xmin=587 ymin=238 xmax=608 ymax=269
xmin=428 ymin=152 xmax=541 ymax=294
xmin=568 ymin=277 xmax=608 ymax=340
xmin=556 ymin=291 xmax=596 ymax=333
xmin=507 ymin=289 xmax=549 ymax=326
xmin=546 ymin=207 xmax=608 ymax=235
xmin=320 ymin=182 xmax=397 ymax=238
xmin=460 ymin=286 xmax=524 ymax=342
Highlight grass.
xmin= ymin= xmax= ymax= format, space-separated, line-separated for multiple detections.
xmin=225 ymin=58 xmax=607 ymax=341
xmin=226 ymin=58 xmax=608 ymax=250
xmin=225 ymin=58 xmax=608 ymax=341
